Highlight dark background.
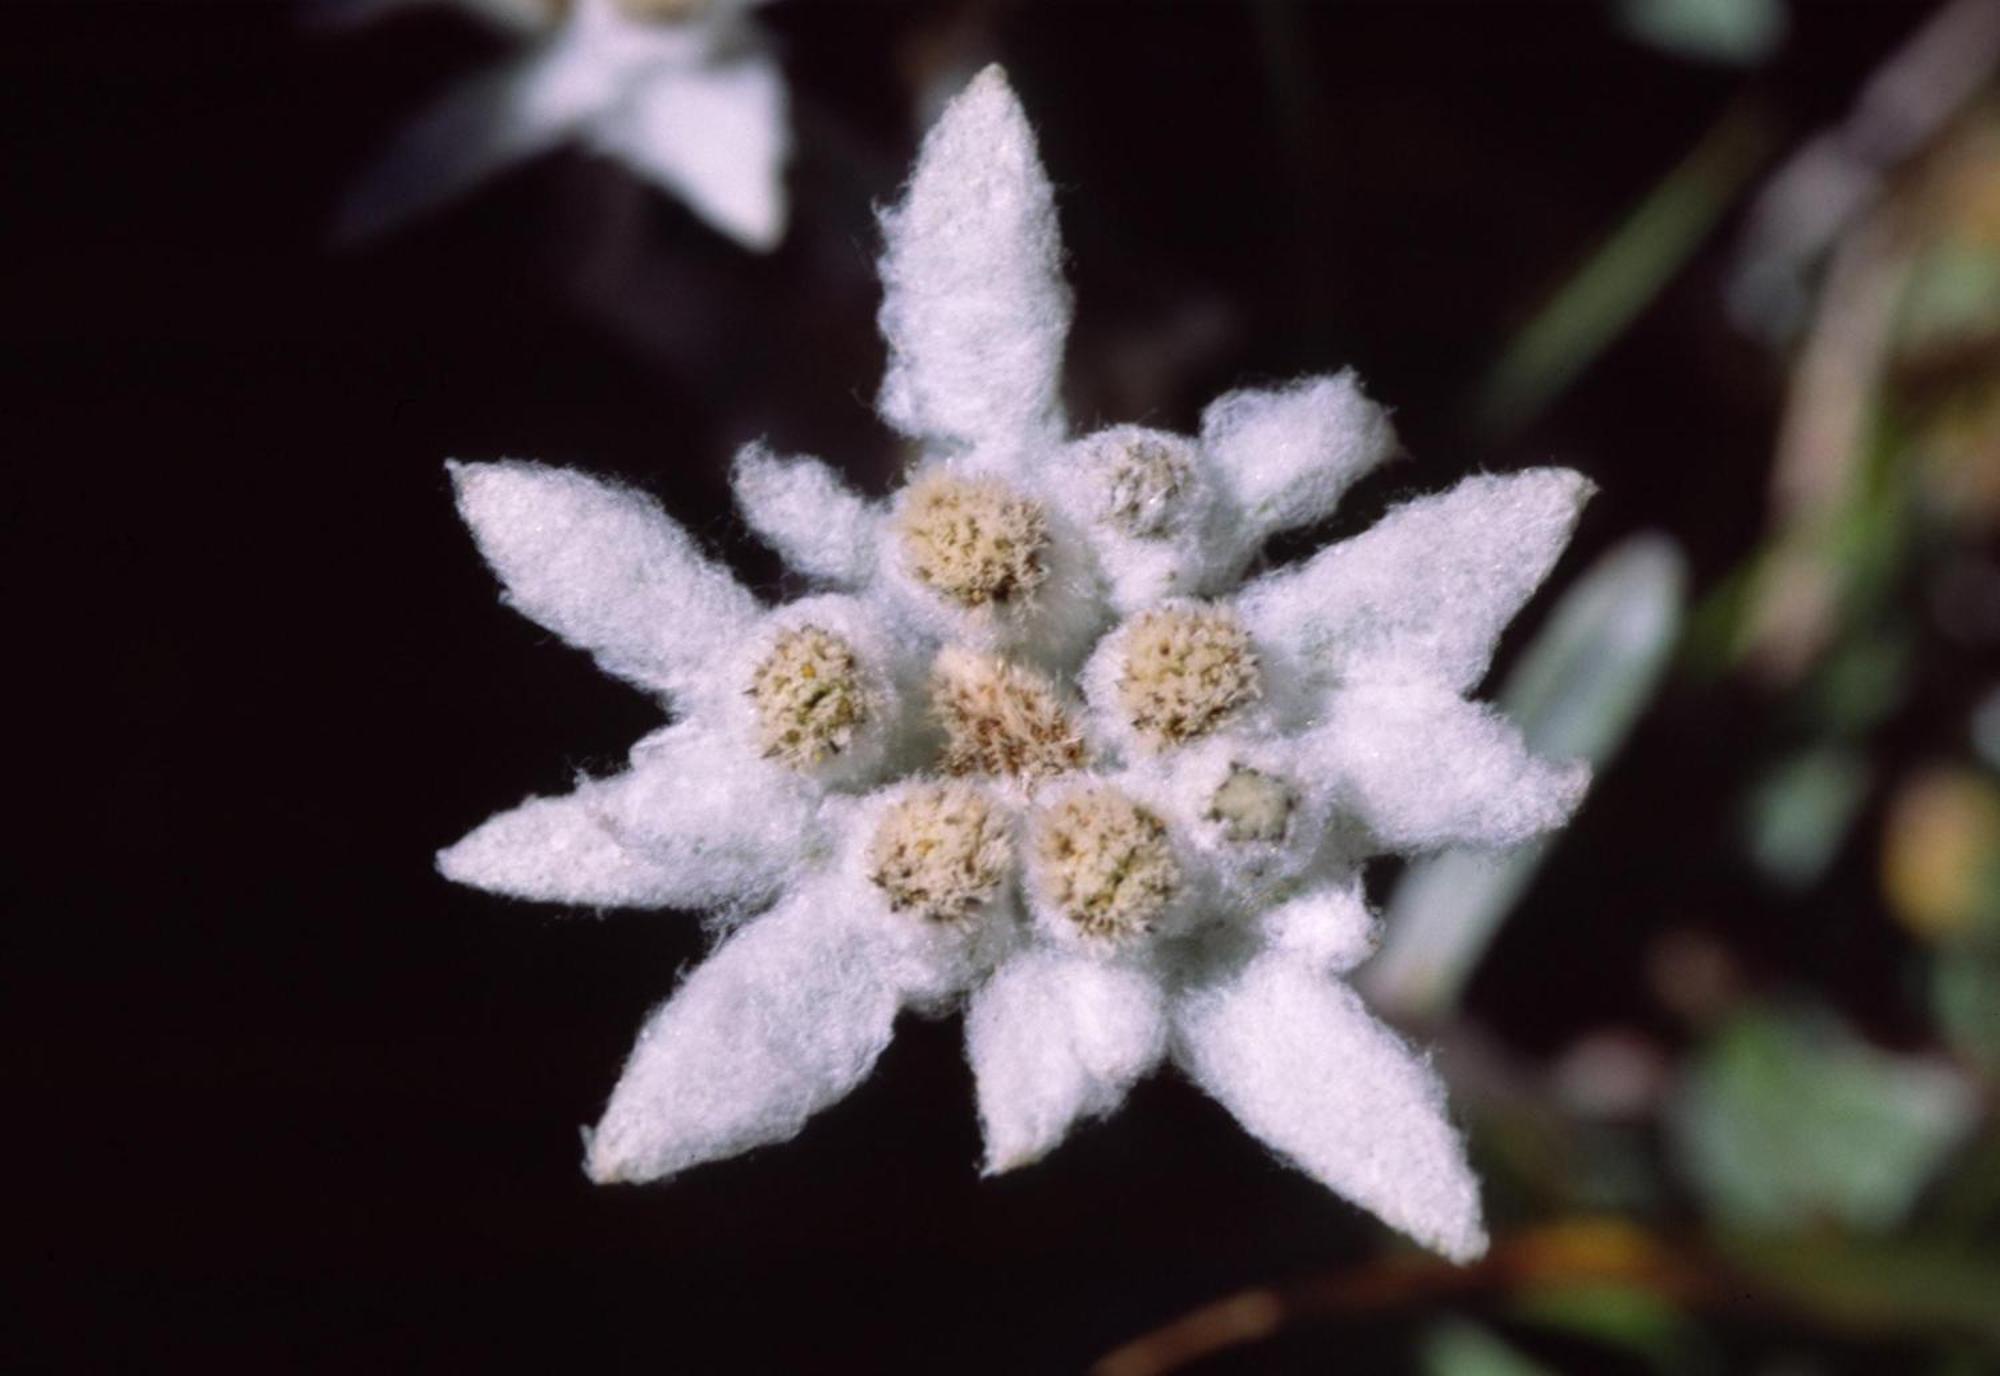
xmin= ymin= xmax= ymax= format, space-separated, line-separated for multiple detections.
xmin=9 ymin=2 xmax=1958 ymax=1371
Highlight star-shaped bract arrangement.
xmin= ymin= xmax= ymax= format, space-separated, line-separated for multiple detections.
xmin=340 ymin=0 xmax=787 ymax=250
xmin=440 ymin=67 xmax=1592 ymax=1263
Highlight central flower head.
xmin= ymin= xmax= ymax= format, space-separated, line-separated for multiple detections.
xmin=867 ymin=782 xmax=1014 ymax=924
xmin=1031 ymin=785 xmax=1182 ymax=944
xmin=896 ymin=472 xmax=1050 ymax=610
xmin=749 ymin=625 xmax=873 ymax=769
xmin=932 ymin=646 xmax=1087 ymax=782
xmin=1115 ymin=604 xmax=1261 ymax=750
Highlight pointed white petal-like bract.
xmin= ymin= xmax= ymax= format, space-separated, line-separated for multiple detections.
xmin=966 ymin=949 xmax=1168 ymax=1173
xmin=599 ymin=729 xmax=827 ymax=909
xmin=450 ymin=461 xmax=760 ymax=699
xmin=730 ymin=443 xmax=882 ymax=585
xmin=1174 ymin=953 xmax=1488 ymax=1263
xmin=1200 ymin=372 xmax=1398 ymax=555
xmin=1237 ymin=468 xmax=1592 ymax=694
xmin=1312 ymin=682 xmax=1589 ymax=854
xmin=586 ymin=51 xmax=790 ymax=251
xmin=1250 ymin=875 xmax=1379 ymax=973
xmin=437 ymin=743 xmax=821 ymax=911
xmin=586 ymin=894 xmax=900 ymax=1183
xmin=438 ymin=776 xmax=696 ymax=909
xmin=877 ymin=65 xmax=1072 ymax=455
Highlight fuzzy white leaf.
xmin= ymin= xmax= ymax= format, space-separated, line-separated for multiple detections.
xmin=730 ymin=443 xmax=882 ymax=585
xmin=437 ymin=738 xmax=820 ymax=911
xmin=966 ymin=949 xmax=1168 ymax=1173
xmin=1175 ymin=953 xmax=1487 ymax=1262
xmin=876 ymin=65 xmax=1072 ymax=455
xmin=1312 ymin=682 xmax=1589 ymax=854
xmin=586 ymin=50 xmax=789 ymax=250
xmin=1200 ymin=371 xmax=1398 ymax=552
xmin=437 ymin=775 xmax=693 ymax=909
xmin=587 ymin=894 xmax=900 ymax=1183
xmin=1251 ymin=875 xmax=1379 ymax=973
xmin=450 ymin=460 xmax=760 ymax=699
xmin=1237 ymin=468 xmax=1592 ymax=693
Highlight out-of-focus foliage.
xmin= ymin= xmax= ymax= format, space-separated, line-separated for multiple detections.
xmin=1669 ymin=1004 xmax=1977 ymax=1233
xmin=1105 ymin=7 xmax=2000 ymax=1372
xmin=1370 ymin=537 xmax=1685 ymax=1017
xmin=1422 ymin=1321 xmax=1557 ymax=1376
xmin=1616 ymin=0 xmax=1788 ymax=67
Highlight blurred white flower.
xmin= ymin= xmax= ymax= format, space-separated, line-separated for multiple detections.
xmin=440 ymin=67 xmax=1593 ymax=1262
xmin=338 ymin=0 xmax=787 ymax=250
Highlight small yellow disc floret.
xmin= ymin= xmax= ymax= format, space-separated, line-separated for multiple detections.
xmin=867 ymin=783 xmax=1013 ymax=924
xmin=933 ymin=647 xmax=1088 ymax=782
xmin=896 ymin=472 xmax=1050 ymax=609
xmin=748 ymin=625 xmax=872 ymax=769
xmin=1101 ymin=434 xmax=1195 ymax=538
xmin=1207 ymin=766 xmax=1294 ymax=843
xmin=1032 ymin=786 xmax=1180 ymax=942
xmin=1116 ymin=605 xmax=1261 ymax=750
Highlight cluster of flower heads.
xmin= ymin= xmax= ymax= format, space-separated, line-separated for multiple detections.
xmin=439 ymin=67 xmax=1593 ymax=1263
xmin=340 ymin=0 xmax=787 ymax=250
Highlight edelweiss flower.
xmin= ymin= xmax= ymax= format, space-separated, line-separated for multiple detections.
xmin=439 ymin=66 xmax=1593 ymax=1263
xmin=339 ymin=0 xmax=787 ymax=250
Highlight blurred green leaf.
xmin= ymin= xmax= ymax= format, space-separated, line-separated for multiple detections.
xmin=1422 ymin=1322 xmax=1558 ymax=1376
xmin=1740 ymin=746 xmax=1870 ymax=891
xmin=1972 ymin=686 xmax=2000 ymax=773
xmin=1895 ymin=241 xmax=2000 ymax=354
xmin=1801 ymin=632 xmax=1910 ymax=736
xmin=1617 ymin=0 xmax=1787 ymax=66
xmin=1934 ymin=948 xmax=2000 ymax=1075
xmin=1721 ymin=1234 xmax=2000 ymax=1345
xmin=1476 ymin=107 xmax=1771 ymax=435
xmin=1511 ymin=1283 xmax=1693 ymax=1374
xmin=1370 ymin=537 xmax=1686 ymax=1017
xmin=1670 ymin=1004 xmax=1978 ymax=1233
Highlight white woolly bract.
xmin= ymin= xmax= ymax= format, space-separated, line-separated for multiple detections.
xmin=731 ymin=443 xmax=883 ymax=586
xmin=437 ymin=774 xmax=702 ymax=909
xmin=876 ymin=66 xmax=1072 ymax=456
xmin=339 ymin=0 xmax=789 ymax=251
xmin=1309 ymin=683 xmax=1589 ymax=855
xmin=966 ymin=948 xmax=1168 ymax=1172
xmin=1173 ymin=953 xmax=1488 ymax=1264
xmin=587 ymin=893 xmax=900 ymax=1184
xmin=449 ymin=460 xmax=758 ymax=700
xmin=1237 ymin=468 xmax=1593 ymax=694
xmin=1248 ymin=873 xmax=1378 ymax=974
xmin=438 ymin=727 xmax=826 ymax=913
xmin=1200 ymin=372 xmax=1399 ymax=559
xmin=583 ymin=47 xmax=790 ymax=251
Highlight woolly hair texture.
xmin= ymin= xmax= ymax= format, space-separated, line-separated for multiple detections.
xmin=439 ymin=64 xmax=1597 ymax=1267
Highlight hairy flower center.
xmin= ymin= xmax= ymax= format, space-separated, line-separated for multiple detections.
xmin=1116 ymin=605 xmax=1261 ymax=749
xmin=1100 ymin=435 xmax=1195 ymax=538
xmin=932 ymin=646 xmax=1087 ymax=782
xmin=748 ymin=626 xmax=872 ymax=769
xmin=897 ymin=472 xmax=1050 ymax=609
xmin=867 ymin=783 xmax=1013 ymax=924
xmin=1208 ymin=766 xmax=1294 ymax=843
xmin=1033 ymin=786 xmax=1180 ymax=942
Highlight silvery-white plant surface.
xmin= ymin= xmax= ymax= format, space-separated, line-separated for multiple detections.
xmin=336 ymin=0 xmax=790 ymax=250
xmin=438 ymin=66 xmax=1596 ymax=1263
